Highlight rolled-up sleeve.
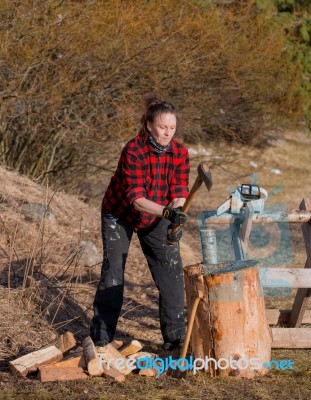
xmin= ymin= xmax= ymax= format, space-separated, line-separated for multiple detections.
xmin=121 ymin=149 xmax=147 ymax=203
xmin=169 ymin=150 xmax=190 ymax=199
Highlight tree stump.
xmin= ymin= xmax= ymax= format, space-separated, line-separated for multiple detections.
xmin=184 ymin=264 xmax=272 ymax=378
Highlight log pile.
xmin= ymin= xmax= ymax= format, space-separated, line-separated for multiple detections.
xmin=9 ymin=332 xmax=158 ymax=382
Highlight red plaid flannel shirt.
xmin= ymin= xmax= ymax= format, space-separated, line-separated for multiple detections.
xmin=102 ymin=134 xmax=190 ymax=231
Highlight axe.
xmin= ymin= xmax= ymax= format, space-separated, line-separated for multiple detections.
xmin=167 ymin=162 xmax=213 ymax=245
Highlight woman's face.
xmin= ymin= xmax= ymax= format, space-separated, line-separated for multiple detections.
xmin=147 ymin=113 xmax=177 ymax=146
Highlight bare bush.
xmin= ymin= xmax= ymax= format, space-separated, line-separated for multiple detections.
xmin=0 ymin=0 xmax=301 ymax=189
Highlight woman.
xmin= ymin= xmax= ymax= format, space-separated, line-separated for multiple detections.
xmin=90 ymin=96 xmax=190 ymax=350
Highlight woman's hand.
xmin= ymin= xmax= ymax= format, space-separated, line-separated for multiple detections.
xmin=162 ymin=206 xmax=188 ymax=226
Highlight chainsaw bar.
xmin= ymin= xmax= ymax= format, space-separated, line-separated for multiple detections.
xmin=202 ymin=259 xmax=259 ymax=276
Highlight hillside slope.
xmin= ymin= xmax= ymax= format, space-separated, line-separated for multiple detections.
xmin=0 ymin=130 xmax=311 ymax=399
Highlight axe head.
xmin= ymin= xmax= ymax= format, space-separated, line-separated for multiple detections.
xmin=197 ymin=162 xmax=213 ymax=191
xmin=166 ymin=162 xmax=212 ymax=246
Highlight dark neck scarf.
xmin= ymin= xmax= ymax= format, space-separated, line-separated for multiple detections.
xmin=148 ymin=134 xmax=171 ymax=154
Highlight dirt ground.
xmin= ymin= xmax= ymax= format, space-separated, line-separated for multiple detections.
xmin=0 ymin=130 xmax=311 ymax=399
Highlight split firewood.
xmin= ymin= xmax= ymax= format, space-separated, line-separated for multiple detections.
xmin=9 ymin=346 xmax=63 ymax=377
xmin=82 ymin=336 xmax=102 ymax=376
xmin=64 ymin=346 xmax=83 ymax=359
xmin=83 ymin=336 xmax=131 ymax=382
xmin=48 ymin=355 xmax=86 ymax=369
xmin=101 ymin=364 xmax=125 ymax=382
xmin=111 ymin=340 xmax=123 ymax=349
xmin=96 ymin=343 xmax=135 ymax=375
xmin=128 ymin=351 xmax=158 ymax=375
xmin=119 ymin=340 xmax=143 ymax=357
xmin=38 ymin=365 xmax=87 ymax=382
xmin=129 ymin=351 xmax=157 ymax=361
xmin=139 ymin=368 xmax=157 ymax=377
xmin=55 ymin=331 xmax=77 ymax=354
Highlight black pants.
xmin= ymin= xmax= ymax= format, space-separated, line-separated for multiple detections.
xmin=90 ymin=212 xmax=185 ymax=346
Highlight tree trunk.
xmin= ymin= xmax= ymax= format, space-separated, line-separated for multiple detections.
xmin=184 ymin=264 xmax=272 ymax=378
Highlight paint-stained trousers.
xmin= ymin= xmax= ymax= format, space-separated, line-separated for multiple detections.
xmin=90 ymin=211 xmax=185 ymax=346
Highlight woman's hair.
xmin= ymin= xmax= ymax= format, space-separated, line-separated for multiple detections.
xmin=140 ymin=94 xmax=178 ymax=136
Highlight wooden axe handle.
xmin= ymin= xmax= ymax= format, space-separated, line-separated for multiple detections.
xmin=181 ymin=175 xmax=203 ymax=214
xmin=171 ymin=175 xmax=203 ymax=234
xmin=179 ymin=291 xmax=204 ymax=359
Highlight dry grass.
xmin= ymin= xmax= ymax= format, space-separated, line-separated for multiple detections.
xmin=0 ymin=167 xmax=102 ymax=362
xmin=0 ymin=130 xmax=310 ymax=398
xmin=0 ymin=366 xmax=311 ymax=400
xmin=0 ymin=0 xmax=302 ymax=190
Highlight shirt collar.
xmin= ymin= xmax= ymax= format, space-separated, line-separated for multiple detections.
xmin=145 ymin=135 xmax=175 ymax=154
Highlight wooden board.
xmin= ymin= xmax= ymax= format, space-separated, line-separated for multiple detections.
xmin=9 ymin=346 xmax=63 ymax=377
xmin=202 ymin=209 xmax=311 ymax=225
xmin=272 ymin=328 xmax=311 ymax=348
xmin=266 ymin=309 xmax=311 ymax=325
xmin=289 ymin=199 xmax=311 ymax=327
xmin=260 ymin=268 xmax=311 ymax=289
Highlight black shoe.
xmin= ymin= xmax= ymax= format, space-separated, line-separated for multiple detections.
xmin=93 ymin=340 xmax=109 ymax=347
xmin=163 ymin=335 xmax=185 ymax=351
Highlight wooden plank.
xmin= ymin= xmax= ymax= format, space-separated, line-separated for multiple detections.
xmin=38 ymin=366 xmax=87 ymax=382
xmin=266 ymin=309 xmax=311 ymax=325
xmin=289 ymin=199 xmax=311 ymax=327
xmin=9 ymin=346 xmax=63 ymax=377
xmin=56 ymin=331 xmax=77 ymax=354
xmin=272 ymin=328 xmax=311 ymax=348
xmin=119 ymin=340 xmax=143 ymax=357
xmin=260 ymin=268 xmax=311 ymax=289
xmin=202 ymin=209 xmax=311 ymax=224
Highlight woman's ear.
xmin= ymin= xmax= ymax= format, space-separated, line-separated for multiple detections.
xmin=146 ymin=121 xmax=152 ymax=132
